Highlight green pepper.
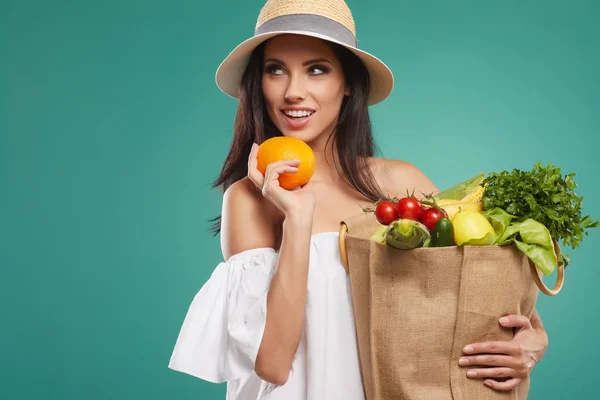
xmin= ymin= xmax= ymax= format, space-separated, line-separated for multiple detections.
xmin=430 ymin=218 xmax=455 ymax=247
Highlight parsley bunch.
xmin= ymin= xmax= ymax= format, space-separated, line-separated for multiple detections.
xmin=481 ymin=162 xmax=599 ymax=253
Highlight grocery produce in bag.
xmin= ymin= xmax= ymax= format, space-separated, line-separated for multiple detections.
xmin=340 ymin=162 xmax=598 ymax=400
xmin=362 ymin=162 xmax=599 ymax=277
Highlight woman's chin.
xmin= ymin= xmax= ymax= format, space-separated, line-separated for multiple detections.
xmin=279 ymin=130 xmax=318 ymax=143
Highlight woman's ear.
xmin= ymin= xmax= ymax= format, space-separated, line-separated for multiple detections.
xmin=344 ymin=85 xmax=351 ymax=96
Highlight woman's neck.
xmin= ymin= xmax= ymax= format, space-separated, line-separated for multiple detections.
xmin=309 ymin=138 xmax=343 ymax=185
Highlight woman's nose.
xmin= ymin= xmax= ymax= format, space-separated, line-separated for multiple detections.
xmin=284 ymin=74 xmax=306 ymax=102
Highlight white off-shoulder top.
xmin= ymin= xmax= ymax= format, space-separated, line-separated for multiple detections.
xmin=168 ymin=232 xmax=365 ymax=400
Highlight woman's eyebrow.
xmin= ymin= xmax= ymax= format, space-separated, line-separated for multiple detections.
xmin=263 ymin=57 xmax=333 ymax=66
xmin=302 ymin=58 xmax=332 ymax=66
xmin=264 ymin=58 xmax=285 ymax=65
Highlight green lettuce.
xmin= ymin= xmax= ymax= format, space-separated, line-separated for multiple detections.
xmin=481 ymin=208 xmax=557 ymax=275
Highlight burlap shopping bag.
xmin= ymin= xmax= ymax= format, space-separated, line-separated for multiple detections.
xmin=338 ymin=213 xmax=564 ymax=400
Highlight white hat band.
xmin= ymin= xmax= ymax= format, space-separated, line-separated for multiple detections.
xmin=254 ymin=14 xmax=357 ymax=47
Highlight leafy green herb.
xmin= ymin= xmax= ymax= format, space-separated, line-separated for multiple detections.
xmin=482 ymin=208 xmax=557 ymax=275
xmin=481 ymin=162 xmax=599 ymax=262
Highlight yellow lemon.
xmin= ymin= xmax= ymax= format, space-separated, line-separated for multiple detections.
xmin=452 ymin=209 xmax=495 ymax=246
xmin=441 ymin=202 xmax=483 ymax=221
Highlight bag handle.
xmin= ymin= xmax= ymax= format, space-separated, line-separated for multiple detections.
xmin=339 ymin=222 xmax=349 ymax=273
xmin=338 ymin=213 xmax=380 ymax=274
xmin=527 ymin=240 xmax=565 ymax=296
xmin=339 ymin=221 xmax=565 ymax=296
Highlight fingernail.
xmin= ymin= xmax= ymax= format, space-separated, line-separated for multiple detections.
xmin=459 ymin=358 xmax=469 ymax=366
xmin=467 ymin=370 xmax=477 ymax=378
xmin=484 ymin=380 xmax=493 ymax=387
xmin=463 ymin=346 xmax=473 ymax=353
xmin=499 ymin=317 xmax=510 ymax=325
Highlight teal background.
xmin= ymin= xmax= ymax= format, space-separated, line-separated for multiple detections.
xmin=1 ymin=0 xmax=598 ymax=399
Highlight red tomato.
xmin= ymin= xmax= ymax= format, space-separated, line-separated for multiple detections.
xmin=396 ymin=197 xmax=424 ymax=221
xmin=420 ymin=208 xmax=446 ymax=231
xmin=375 ymin=201 xmax=399 ymax=225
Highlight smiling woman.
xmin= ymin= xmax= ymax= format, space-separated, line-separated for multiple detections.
xmin=261 ymin=35 xmax=350 ymax=138
xmin=207 ymin=27 xmax=391 ymax=235
xmin=167 ymin=1 xmax=550 ymax=399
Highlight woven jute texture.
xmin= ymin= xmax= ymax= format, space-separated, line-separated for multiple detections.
xmin=341 ymin=213 xmax=539 ymax=400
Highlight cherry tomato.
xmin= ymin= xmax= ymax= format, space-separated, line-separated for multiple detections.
xmin=396 ymin=197 xmax=424 ymax=221
xmin=420 ymin=207 xmax=446 ymax=231
xmin=375 ymin=201 xmax=399 ymax=225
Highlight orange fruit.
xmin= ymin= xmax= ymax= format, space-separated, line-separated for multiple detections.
xmin=257 ymin=137 xmax=315 ymax=190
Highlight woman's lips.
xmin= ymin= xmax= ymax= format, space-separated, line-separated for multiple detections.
xmin=281 ymin=110 xmax=315 ymax=130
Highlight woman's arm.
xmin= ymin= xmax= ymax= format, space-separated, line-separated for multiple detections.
xmin=222 ymin=146 xmax=316 ymax=386
xmin=530 ymin=308 xmax=544 ymax=331
xmin=255 ymin=214 xmax=312 ymax=385
xmin=222 ymin=180 xmax=313 ymax=385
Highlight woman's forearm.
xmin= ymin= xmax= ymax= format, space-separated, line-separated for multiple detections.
xmin=530 ymin=308 xmax=545 ymax=331
xmin=254 ymin=214 xmax=313 ymax=385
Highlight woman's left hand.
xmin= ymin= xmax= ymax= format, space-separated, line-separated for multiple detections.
xmin=458 ymin=314 xmax=548 ymax=391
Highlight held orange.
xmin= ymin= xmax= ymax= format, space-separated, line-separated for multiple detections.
xmin=257 ymin=137 xmax=316 ymax=190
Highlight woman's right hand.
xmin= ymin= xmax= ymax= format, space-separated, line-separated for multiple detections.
xmin=247 ymin=142 xmax=316 ymax=220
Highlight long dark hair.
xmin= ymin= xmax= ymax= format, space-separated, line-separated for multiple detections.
xmin=209 ymin=39 xmax=387 ymax=235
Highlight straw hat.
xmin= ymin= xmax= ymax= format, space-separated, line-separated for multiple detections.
xmin=215 ymin=0 xmax=394 ymax=106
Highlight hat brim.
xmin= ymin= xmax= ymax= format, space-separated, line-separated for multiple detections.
xmin=215 ymin=31 xmax=394 ymax=106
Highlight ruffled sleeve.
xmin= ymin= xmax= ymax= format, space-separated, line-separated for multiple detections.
xmin=168 ymin=247 xmax=278 ymax=383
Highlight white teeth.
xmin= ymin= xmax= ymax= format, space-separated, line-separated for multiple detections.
xmin=284 ymin=110 xmax=313 ymax=118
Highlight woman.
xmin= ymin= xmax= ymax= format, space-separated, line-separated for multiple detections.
xmin=168 ymin=1 xmax=549 ymax=399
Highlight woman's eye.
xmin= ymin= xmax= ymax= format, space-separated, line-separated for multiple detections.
xmin=309 ymin=65 xmax=329 ymax=75
xmin=266 ymin=65 xmax=284 ymax=75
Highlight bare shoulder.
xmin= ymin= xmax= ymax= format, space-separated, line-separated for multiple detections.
xmin=368 ymin=157 xmax=440 ymax=199
xmin=220 ymin=177 xmax=278 ymax=261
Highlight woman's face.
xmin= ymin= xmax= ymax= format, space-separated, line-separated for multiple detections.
xmin=261 ymin=34 xmax=350 ymax=147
